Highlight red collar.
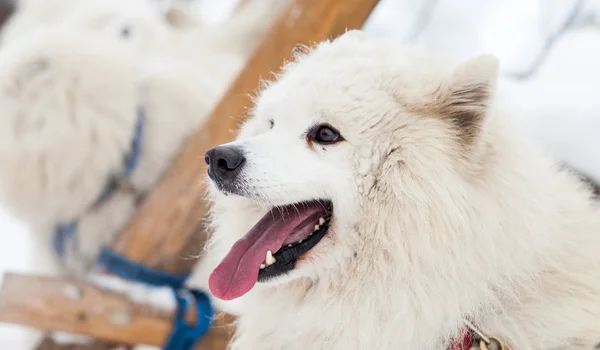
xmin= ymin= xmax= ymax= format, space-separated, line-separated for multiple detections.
xmin=450 ymin=327 xmax=473 ymax=350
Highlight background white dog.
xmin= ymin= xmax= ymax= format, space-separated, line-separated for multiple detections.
xmin=0 ymin=0 xmax=286 ymax=277
xmin=194 ymin=30 xmax=600 ymax=349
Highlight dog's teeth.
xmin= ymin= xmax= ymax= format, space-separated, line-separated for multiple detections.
xmin=288 ymin=244 xmax=293 ymax=247
xmin=265 ymin=250 xmax=276 ymax=266
xmin=260 ymin=264 xmax=266 ymax=269
xmin=319 ymin=217 xmax=325 ymax=225
xmin=314 ymin=225 xmax=320 ymax=231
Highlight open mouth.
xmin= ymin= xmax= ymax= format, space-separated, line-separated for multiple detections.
xmin=209 ymin=200 xmax=333 ymax=300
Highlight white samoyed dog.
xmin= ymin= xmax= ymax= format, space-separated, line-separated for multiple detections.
xmin=191 ymin=30 xmax=600 ymax=350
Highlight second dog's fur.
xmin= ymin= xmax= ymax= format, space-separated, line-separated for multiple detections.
xmin=0 ymin=0 xmax=286 ymax=275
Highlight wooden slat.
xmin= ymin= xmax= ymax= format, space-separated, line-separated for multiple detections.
xmin=36 ymin=336 xmax=133 ymax=350
xmin=112 ymin=0 xmax=381 ymax=274
xmin=0 ymin=273 xmax=172 ymax=345
xmin=0 ymin=273 xmax=234 ymax=347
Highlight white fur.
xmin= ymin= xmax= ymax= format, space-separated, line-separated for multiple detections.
xmin=0 ymin=0 xmax=287 ymax=275
xmin=1 ymin=0 xmax=197 ymax=46
xmin=190 ymin=30 xmax=600 ymax=349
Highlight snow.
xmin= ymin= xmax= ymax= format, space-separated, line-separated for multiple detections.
xmin=1 ymin=0 xmax=599 ymax=348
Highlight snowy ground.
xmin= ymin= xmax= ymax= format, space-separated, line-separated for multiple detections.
xmin=0 ymin=0 xmax=599 ymax=348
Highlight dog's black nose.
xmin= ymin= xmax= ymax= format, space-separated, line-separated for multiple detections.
xmin=205 ymin=145 xmax=246 ymax=184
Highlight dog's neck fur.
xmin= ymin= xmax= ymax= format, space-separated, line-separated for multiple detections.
xmin=206 ymin=108 xmax=600 ymax=350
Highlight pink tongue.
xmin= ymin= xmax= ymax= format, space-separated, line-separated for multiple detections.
xmin=209 ymin=203 xmax=327 ymax=300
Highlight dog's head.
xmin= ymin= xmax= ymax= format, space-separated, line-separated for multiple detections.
xmin=205 ymin=30 xmax=500 ymax=301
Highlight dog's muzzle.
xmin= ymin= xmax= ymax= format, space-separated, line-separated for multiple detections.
xmin=205 ymin=145 xmax=246 ymax=190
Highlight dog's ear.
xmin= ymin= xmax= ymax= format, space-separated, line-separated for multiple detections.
xmin=163 ymin=0 xmax=199 ymax=29
xmin=434 ymin=54 xmax=499 ymax=145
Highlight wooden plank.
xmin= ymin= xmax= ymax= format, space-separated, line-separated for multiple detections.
xmin=36 ymin=336 xmax=133 ymax=350
xmin=0 ymin=273 xmax=234 ymax=347
xmin=112 ymin=0 xmax=381 ymax=274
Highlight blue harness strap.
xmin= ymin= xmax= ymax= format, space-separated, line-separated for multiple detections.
xmin=53 ymin=222 xmax=77 ymax=257
xmin=52 ymin=107 xmax=214 ymax=349
xmin=53 ymin=108 xmax=146 ymax=258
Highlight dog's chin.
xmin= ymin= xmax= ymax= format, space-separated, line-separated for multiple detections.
xmin=208 ymin=183 xmax=335 ymax=301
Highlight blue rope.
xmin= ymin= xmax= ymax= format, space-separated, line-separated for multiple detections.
xmin=97 ymin=248 xmax=214 ymax=350
xmin=97 ymin=248 xmax=188 ymax=289
xmin=51 ymin=107 xmax=214 ymax=349
xmin=163 ymin=289 xmax=214 ymax=350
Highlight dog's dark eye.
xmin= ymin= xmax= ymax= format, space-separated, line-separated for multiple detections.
xmin=269 ymin=119 xmax=274 ymax=129
xmin=309 ymin=124 xmax=343 ymax=145
xmin=120 ymin=25 xmax=131 ymax=38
